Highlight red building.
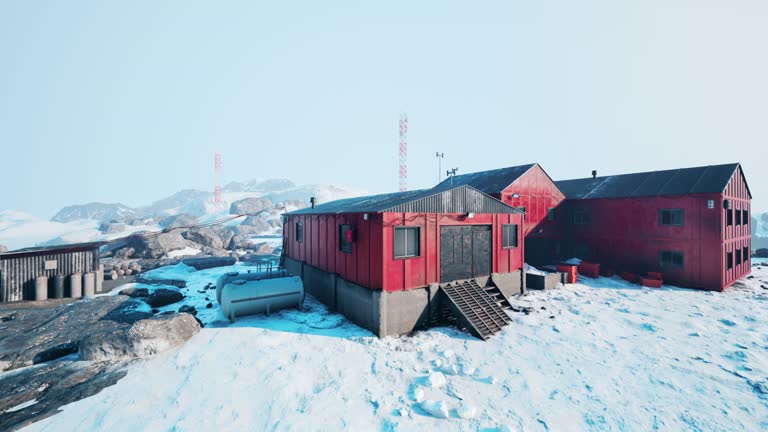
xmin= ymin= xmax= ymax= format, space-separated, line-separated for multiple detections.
xmin=556 ymin=163 xmax=752 ymax=290
xmin=283 ymin=184 xmax=525 ymax=337
xmin=434 ymin=163 xmax=566 ymax=262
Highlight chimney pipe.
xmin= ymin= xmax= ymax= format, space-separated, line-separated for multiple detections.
xmin=591 ymin=170 xmax=597 ymax=179
xmin=310 ymin=197 xmax=316 ymax=208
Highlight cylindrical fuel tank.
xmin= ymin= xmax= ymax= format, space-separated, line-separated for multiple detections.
xmin=220 ymin=276 xmax=304 ymax=322
xmin=83 ymin=272 xmax=96 ymax=297
xmin=54 ymin=275 xmax=65 ymax=299
xmin=70 ymin=273 xmax=82 ymax=298
xmin=216 ymin=272 xmax=266 ymax=305
xmin=35 ymin=276 xmax=49 ymax=301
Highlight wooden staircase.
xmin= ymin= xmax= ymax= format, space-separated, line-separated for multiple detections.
xmin=439 ymin=279 xmax=512 ymax=340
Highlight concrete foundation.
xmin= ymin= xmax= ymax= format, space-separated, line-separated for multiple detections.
xmin=491 ymin=271 xmax=525 ymax=298
xmin=285 ymin=257 xmax=521 ymax=337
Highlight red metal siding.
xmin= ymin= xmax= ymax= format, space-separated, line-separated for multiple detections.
xmin=559 ymin=194 xmax=725 ymax=290
xmin=381 ymin=212 xmax=524 ymax=292
xmin=500 ymin=164 xmax=565 ymax=238
xmin=722 ymin=168 xmax=752 ymax=288
xmin=284 ymin=213 xmax=384 ymax=290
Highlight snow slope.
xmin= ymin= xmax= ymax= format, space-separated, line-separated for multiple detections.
xmin=23 ymin=264 xmax=768 ymax=431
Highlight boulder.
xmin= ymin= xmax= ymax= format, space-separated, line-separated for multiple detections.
xmin=755 ymin=248 xmax=768 ymax=258
xmin=118 ymin=287 xmax=149 ymax=298
xmin=229 ymin=197 xmax=273 ymax=215
xmin=228 ymin=233 xmax=252 ymax=250
xmin=144 ymin=288 xmax=184 ymax=308
xmin=98 ymin=222 xmax=126 ymax=234
xmin=159 ymin=214 xmax=198 ymax=230
xmin=182 ymin=227 xmax=224 ymax=249
xmin=122 ymin=232 xmax=191 ymax=259
xmin=79 ymin=313 xmax=200 ymax=362
xmin=178 ymin=305 xmax=198 ymax=316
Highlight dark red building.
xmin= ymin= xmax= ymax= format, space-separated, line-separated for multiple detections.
xmin=434 ymin=163 xmax=566 ymax=262
xmin=556 ymin=163 xmax=752 ymax=290
xmin=283 ymin=184 xmax=525 ymax=337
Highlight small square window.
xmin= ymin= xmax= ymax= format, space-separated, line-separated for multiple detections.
xmin=573 ymin=210 xmax=590 ymax=225
xmin=502 ymin=224 xmax=518 ymax=248
xmin=660 ymin=250 xmax=684 ymax=268
xmin=547 ymin=208 xmax=556 ymax=221
xmin=707 ymin=200 xmax=715 ymax=209
xmin=659 ymin=209 xmax=684 ymax=226
xmin=394 ymin=227 xmax=420 ymax=258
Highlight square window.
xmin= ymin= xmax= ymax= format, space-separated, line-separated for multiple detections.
xmin=659 ymin=209 xmax=684 ymax=226
xmin=394 ymin=227 xmax=420 ymax=258
xmin=660 ymin=250 xmax=684 ymax=268
xmin=707 ymin=200 xmax=715 ymax=209
xmin=295 ymin=222 xmax=304 ymax=243
xmin=502 ymin=224 xmax=518 ymax=248
xmin=339 ymin=224 xmax=353 ymax=254
xmin=547 ymin=208 xmax=556 ymax=221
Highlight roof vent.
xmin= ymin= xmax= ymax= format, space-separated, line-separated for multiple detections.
xmin=310 ymin=197 xmax=316 ymax=208
xmin=591 ymin=170 xmax=597 ymax=179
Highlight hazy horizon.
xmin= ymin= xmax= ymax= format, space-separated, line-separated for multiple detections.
xmin=2 ymin=1 xmax=766 ymax=218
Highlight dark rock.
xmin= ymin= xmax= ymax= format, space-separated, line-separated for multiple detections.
xmin=151 ymin=308 xmax=160 ymax=314
xmin=181 ymin=256 xmax=237 ymax=270
xmin=79 ymin=313 xmax=201 ymax=362
xmin=1 ymin=312 xmax=19 ymax=322
xmin=135 ymin=276 xmax=187 ymax=288
xmin=118 ymin=287 xmax=149 ymax=298
xmin=194 ymin=316 xmax=205 ymax=328
xmin=206 ymin=303 xmax=213 ymax=309
xmin=182 ymin=227 xmax=224 ymax=249
xmin=229 ymin=197 xmax=273 ymax=215
xmin=178 ymin=305 xmax=198 ymax=316
xmin=32 ymin=342 xmax=79 ymax=364
xmin=205 ymin=297 xmax=210 ymax=302
xmin=144 ymin=289 xmax=184 ymax=308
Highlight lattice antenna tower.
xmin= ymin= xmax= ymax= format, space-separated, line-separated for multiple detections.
xmin=214 ymin=152 xmax=222 ymax=204
xmin=399 ymin=113 xmax=408 ymax=191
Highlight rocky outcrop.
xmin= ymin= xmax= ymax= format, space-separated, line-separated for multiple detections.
xmin=0 ymin=244 xmax=7 ymax=254
xmin=230 ymin=197 xmax=273 ymax=215
xmin=79 ymin=313 xmax=200 ymax=362
xmin=159 ymin=214 xmax=199 ymax=230
xmin=123 ymin=232 xmax=192 ymax=259
xmin=51 ymin=202 xmax=136 ymax=223
xmin=756 ymin=248 xmax=768 ymax=258
xmin=98 ymin=222 xmax=126 ymax=234
xmin=143 ymin=288 xmax=184 ymax=308
xmin=0 ymin=296 xmax=200 ymax=431
xmin=182 ymin=227 xmax=224 ymax=249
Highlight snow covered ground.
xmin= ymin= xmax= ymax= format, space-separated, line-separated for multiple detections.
xmin=23 ymin=262 xmax=768 ymax=431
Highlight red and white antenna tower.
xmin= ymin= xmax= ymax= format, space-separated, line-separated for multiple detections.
xmin=399 ymin=113 xmax=408 ymax=191
xmin=214 ymin=152 xmax=222 ymax=204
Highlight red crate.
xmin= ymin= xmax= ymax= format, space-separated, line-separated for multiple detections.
xmin=646 ymin=272 xmax=663 ymax=281
xmin=641 ymin=278 xmax=663 ymax=288
xmin=556 ymin=264 xmax=578 ymax=284
xmin=620 ymin=272 xmax=639 ymax=283
xmin=578 ymin=261 xmax=600 ymax=278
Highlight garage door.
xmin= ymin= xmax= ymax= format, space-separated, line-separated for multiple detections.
xmin=440 ymin=225 xmax=492 ymax=283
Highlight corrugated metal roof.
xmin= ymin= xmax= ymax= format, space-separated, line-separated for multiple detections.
xmin=0 ymin=241 xmax=104 ymax=259
xmin=287 ymin=185 xmax=522 ymax=215
xmin=556 ymin=163 xmax=744 ymax=200
xmin=433 ymin=163 xmax=537 ymax=194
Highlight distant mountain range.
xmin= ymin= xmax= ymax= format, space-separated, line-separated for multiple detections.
xmin=0 ymin=179 xmax=366 ymax=250
xmin=753 ymin=213 xmax=768 ymax=250
xmin=50 ymin=179 xmax=366 ymax=223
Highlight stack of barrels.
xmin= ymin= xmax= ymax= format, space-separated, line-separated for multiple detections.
xmin=34 ymin=264 xmax=105 ymax=301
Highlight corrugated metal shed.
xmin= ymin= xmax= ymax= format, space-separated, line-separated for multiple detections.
xmin=556 ymin=163 xmax=749 ymax=200
xmin=0 ymin=242 xmax=102 ymax=302
xmin=287 ymin=185 xmax=522 ymax=215
xmin=433 ymin=163 xmax=537 ymax=195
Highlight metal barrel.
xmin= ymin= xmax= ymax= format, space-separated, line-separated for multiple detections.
xmin=35 ymin=276 xmax=49 ymax=301
xmin=83 ymin=272 xmax=95 ymax=297
xmin=54 ymin=275 xmax=65 ymax=299
xmin=70 ymin=273 xmax=82 ymax=298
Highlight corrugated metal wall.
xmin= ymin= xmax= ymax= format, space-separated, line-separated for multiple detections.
xmin=386 ymin=186 xmax=520 ymax=214
xmin=0 ymin=250 xmax=97 ymax=302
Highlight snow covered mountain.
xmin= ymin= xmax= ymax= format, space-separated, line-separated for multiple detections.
xmin=51 ymin=203 xmax=137 ymax=224
xmin=752 ymin=212 xmax=768 ymax=250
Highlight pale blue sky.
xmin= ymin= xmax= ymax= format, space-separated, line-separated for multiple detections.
xmin=1 ymin=1 xmax=766 ymax=218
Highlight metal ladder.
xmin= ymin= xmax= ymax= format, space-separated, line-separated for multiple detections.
xmin=440 ymin=279 xmax=512 ymax=340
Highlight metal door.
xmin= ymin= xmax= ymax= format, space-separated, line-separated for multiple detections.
xmin=440 ymin=225 xmax=492 ymax=282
